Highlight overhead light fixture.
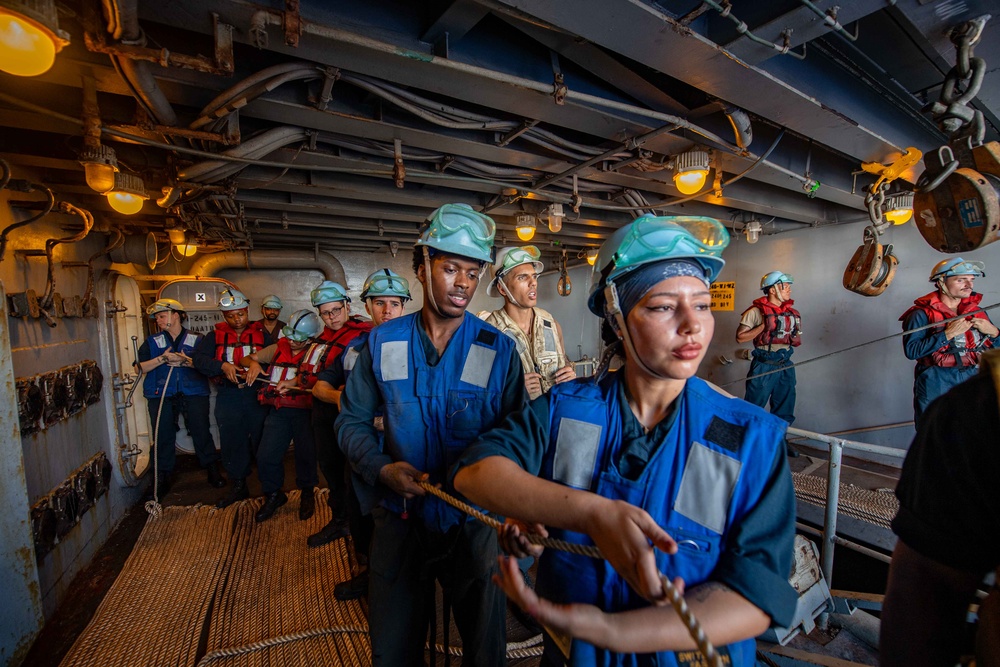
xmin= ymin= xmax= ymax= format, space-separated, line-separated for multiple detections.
xmin=744 ymin=219 xmax=762 ymax=244
xmin=106 ymin=173 xmax=149 ymax=215
xmin=883 ymin=192 xmax=914 ymax=226
xmin=585 ymin=248 xmax=598 ymax=265
xmin=79 ymin=144 xmax=119 ymax=194
xmin=174 ymin=243 xmax=198 ymax=257
xmin=0 ymin=0 xmax=70 ymax=77
xmin=673 ymin=149 xmax=711 ymax=196
xmin=515 ymin=213 xmax=536 ymax=242
xmin=546 ymin=203 xmax=565 ymax=233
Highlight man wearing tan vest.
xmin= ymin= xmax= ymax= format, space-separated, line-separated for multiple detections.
xmin=480 ymin=245 xmax=576 ymax=400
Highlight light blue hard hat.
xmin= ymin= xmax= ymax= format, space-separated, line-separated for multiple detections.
xmin=260 ymin=294 xmax=282 ymax=309
xmin=415 ymin=203 xmax=496 ymax=265
xmin=280 ymin=309 xmax=324 ymax=342
xmin=760 ymin=271 xmax=794 ymax=291
xmin=310 ymin=281 xmax=349 ymax=307
xmin=218 ymin=287 xmax=250 ymax=311
xmin=361 ymin=269 xmax=411 ymax=302
xmin=929 ymin=257 xmax=985 ymax=282
xmin=588 ymin=215 xmax=728 ymax=316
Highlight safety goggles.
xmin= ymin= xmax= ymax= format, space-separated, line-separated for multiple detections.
xmin=433 ymin=206 xmax=496 ymax=242
xmin=616 ymin=215 xmax=729 ymax=266
xmin=943 ymin=261 xmax=985 ymax=278
xmin=775 ymin=274 xmax=794 ymax=286
xmin=500 ymin=246 xmax=541 ymax=272
xmin=218 ymin=292 xmax=243 ymax=308
xmin=365 ymin=273 xmax=409 ymax=295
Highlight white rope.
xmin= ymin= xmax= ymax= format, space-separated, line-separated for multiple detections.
xmin=144 ymin=365 xmax=174 ymax=518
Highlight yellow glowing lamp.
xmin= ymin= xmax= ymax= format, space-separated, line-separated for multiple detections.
xmin=79 ymin=144 xmax=119 ymax=193
xmin=515 ymin=213 xmax=536 ymax=242
xmin=585 ymin=248 xmax=598 ymax=265
xmin=883 ymin=192 xmax=914 ymax=225
xmin=175 ymin=243 xmax=198 ymax=257
xmin=0 ymin=0 xmax=70 ymax=77
xmin=107 ymin=172 xmax=149 ymax=215
xmin=672 ymin=149 xmax=711 ymax=196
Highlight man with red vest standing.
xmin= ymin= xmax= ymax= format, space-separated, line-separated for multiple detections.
xmin=192 ymin=288 xmax=269 ymax=508
xmin=240 ymin=310 xmax=325 ymax=522
xmin=900 ymin=258 xmax=998 ymax=426
xmin=736 ymin=271 xmax=802 ymax=434
xmin=306 ymin=281 xmax=372 ymax=527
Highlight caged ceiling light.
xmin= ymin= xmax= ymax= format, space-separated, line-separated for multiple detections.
xmin=0 ymin=0 xmax=70 ymax=77
xmin=883 ymin=191 xmax=914 ymax=226
xmin=79 ymin=144 xmax=119 ymax=194
xmin=585 ymin=248 xmax=598 ymax=265
xmin=672 ymin=149 xmax=711 ymax=196
xmin=515 ymin=212 xmax=536 ymax=242
xmin=106 ymin=172 xmax=149 ymax=215
xmin=546 ymin=203 xmax=565 ymax=233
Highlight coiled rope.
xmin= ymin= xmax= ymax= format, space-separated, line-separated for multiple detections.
xmin=721 ymin=301 xmax=1000 ymax=388
xmin=417 ymin=480 xmax=722 ymax=667
xmin=195 ymin=626 xmax=369 ymax=666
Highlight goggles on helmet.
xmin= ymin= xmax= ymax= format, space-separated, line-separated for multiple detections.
xmin=431 ymin=204 xmax=495 ymax=243
xmin=611 ymin=215 xmax=728 ymax=271
xmin=498 ymin=246 xmax=541 ymax=277
xmin=218 ymin=289 xmax=249 ymax=310
xmin=362 ymin=272 xmax=410 ymax=301
xmin=930 ymin=258 xmax=985 ymax=281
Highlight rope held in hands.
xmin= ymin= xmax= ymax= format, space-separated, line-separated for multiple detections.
xmin=416 ymin=480 xmax=722 ymax=667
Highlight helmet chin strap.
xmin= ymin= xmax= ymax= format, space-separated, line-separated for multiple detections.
xmin=603 ymin=282 xmax=667 ymax=381
xmin=499 ymin=275 xmax=524 ymax=309
xmin=422 ymin=246 xmax=444 ymax=317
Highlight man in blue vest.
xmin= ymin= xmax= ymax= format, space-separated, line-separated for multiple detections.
xmin=337 ymin=204 xmax=526 ymax=666
xmin=136 ymin=298 xmax=223 ymax=494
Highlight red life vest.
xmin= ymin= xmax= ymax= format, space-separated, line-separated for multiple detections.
xmin=900 ymin=291 xmax=993 ymax=368
xmin=751 ymin=297 xmax=802 ymax=348
xmin=259 ymin=338 xmax=313 ymax=410
xmin=297 ymin=318 xmax=372 ymax=390
xmin=212 ymin=321 xmax=265 ymax=384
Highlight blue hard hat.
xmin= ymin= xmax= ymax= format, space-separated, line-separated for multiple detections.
xmin=310 ymin=281 xmax=349 ymax=307
xmin=415 ymin=203 xmax=496 ymax=265
xmin=760 ymin=271 xmax=794 ymax=291
xmin=218 ymin=288 xmax=250 ymax=311
xmin=361 ymin=269 xmax=411 ymax=302
xmin=929 ymin=257 xmax=985 ymax=282
xmin=260 ymin=294 xmax=282 ymax=309
xmin=280 ymin=309 xmax=324 ymax=342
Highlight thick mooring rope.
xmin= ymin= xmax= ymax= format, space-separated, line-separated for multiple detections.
xmin=195 ymin=626 xmax=369 ymax=666
xmin=144 ymin=365 xmax=174 ymax=518
xmin=417 ymin=481 xmax=722 ymax=667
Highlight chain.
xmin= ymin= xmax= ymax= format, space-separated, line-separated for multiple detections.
xmin=925 ymin=15 xmax=990 ymax=146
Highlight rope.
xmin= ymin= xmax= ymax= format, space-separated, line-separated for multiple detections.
xmin=195 ymin=626 xmax=368 ymax=666
xmin=722 ymin=301 xmax=1000 ymax=387
xmin=417 ymin=481 xmax=723 ymax=667
xmin=144 ymin=365 xmax=174 ymax=518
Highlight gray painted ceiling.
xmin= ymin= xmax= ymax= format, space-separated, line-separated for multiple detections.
xmin=1 ymin=0 xmax=997 ymax=263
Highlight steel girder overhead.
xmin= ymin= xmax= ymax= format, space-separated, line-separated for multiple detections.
xmin=0 ymin=0 xmax=988 ymax=257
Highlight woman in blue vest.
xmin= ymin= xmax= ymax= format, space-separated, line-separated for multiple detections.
xmin=136 ymin=298 xmax=222 ymax=494
xmin=453 ymin=215 xmax=798 ymax=666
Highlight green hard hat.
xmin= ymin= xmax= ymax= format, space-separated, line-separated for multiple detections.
xmin=361 ymin=269 xmax=411 ymax=302
xmin=487 ymin=246 xmax=544 ymax=298
xmin=588 ymin=215 xmax=728 ymax=316
xmin=281 ymin=309 xmax=324 ymax=342
xmin=310 ymin=280 xmax=349 ymax=307
xmin=415 ymin=203 xmax=496 ymax=264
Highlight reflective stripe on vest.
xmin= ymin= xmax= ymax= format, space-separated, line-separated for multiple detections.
xmin=751 ymin=297 xmax=802 ymax=348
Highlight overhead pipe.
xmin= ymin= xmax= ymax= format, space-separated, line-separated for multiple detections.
xmin=103 ymin=0 xmax=178 ymax=127
xmin=40 ymin=203 xmax=95 ymax=311
xmin=177 ymin=127 xmax=311 ymax=183
xmin=188 ymin=249 xmax=347 ymax=285
xmin=0 ymin=179 xmax=55 ymax=263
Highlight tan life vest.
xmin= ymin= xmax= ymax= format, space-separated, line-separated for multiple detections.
xmin=481 ymin=306 xmax=568 ymax=399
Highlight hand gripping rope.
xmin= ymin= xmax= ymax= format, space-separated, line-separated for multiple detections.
xmin=416 ymin=480 xmax=723 ymax=667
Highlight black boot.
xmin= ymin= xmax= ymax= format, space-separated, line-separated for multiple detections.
xmin=299 ymin=487 xmax=316 ymax=521
xmin=334 ymin=570 xmax=369 ymax=601
xmin=307 ymin=517 xmax=349 ymax=547
xmin=216 ymin=478 xmax=249 ymax=509
xmin=255 ymin=490 xmax=288 ymax=523
xmin=207 ymin=461 xmax=227 ymax=488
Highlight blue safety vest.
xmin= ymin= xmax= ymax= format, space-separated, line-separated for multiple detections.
xmin=371 ymin=312 xmax=515 ymax=531
xmin=537 ymin=373 xmax=788 ymax=666
xmin=142 ymin=329 xmax=210 ymax=398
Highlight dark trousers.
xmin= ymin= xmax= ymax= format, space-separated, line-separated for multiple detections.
xmin=214 ymin=386 xmax=268 ymax=480
xmin=257 ymin=407 xmax=316 ymax=494
xmin=913 ymin=364 xmax=978 ymax=427
xmin=314 ymin=403 xmax=348 ymax=518
xmin=147 ymin=394 xmax=217 ymax=474
xmin=347 ymin=470 xmax=374 ymax=562
xmin=745 ymin=349 xmax=796 ymax=425
xmin=368 ymin=508 xmax=506 ymax=667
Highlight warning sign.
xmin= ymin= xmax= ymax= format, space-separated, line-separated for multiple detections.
xmin=195 ymin=292 xmax=207 ymax=303
xmin=710 ymin=281 xmax=735 ymax=311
